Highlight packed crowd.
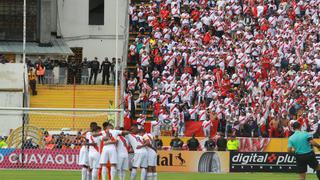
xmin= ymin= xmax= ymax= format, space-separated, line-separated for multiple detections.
xmin=3 ymin=130 xmax=232 ymax=152
xmin=125 ymin=0 xmax=320 ymax=138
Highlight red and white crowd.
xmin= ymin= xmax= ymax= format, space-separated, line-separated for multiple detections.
xmin=125 ymin=0 xmax=320 ymax=138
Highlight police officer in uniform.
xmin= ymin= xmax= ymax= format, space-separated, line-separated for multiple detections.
xmin=100 ymin=57 xmax=111 ymax=85
xmin=58 ymin=59 xmax=68 ymax=84
xmin=68 ymin=59 xmax=79 ymax=84
xmin=89 ymin=57 xmax=100 ymax=85
xmin=288 ymin=122 xmax=320 ymax=180
xmin=44 ymin=58 xmax=54 ymax=84
xmin=80 ymin=57 xmax=90 ymax=84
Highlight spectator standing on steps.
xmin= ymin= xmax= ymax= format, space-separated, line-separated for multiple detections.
xmin=80 ymin=57 xmax=90 ymax=84
xmin=89 ymin=57 xmax=100 ymax=85
xmin=100 ymin=57 xmax=111 ymax=85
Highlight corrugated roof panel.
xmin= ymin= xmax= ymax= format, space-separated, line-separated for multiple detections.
xmin=0 ymin=39 xmax=73 ymax=55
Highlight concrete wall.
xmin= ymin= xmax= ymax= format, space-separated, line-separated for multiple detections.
xmin=57 ymin=0 xmax=127 ymax=61
xmin=40 ymin=0 xmax=53 ymax=44
xmin=0 ymin=92 xmax=23 ymax=136
xmin=0 ymin=64 xmax=25 ymax=136
xmin=0 ymin=64 xmax=24 ymax=90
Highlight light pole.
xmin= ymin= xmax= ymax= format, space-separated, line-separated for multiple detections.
xmin=22 ymin=0 xmax=26 ymax=64
xmin=115 ymin=0 xmax=119 ymax=126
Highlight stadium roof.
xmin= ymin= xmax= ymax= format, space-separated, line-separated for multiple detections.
xmin=0 ymin=39 xmax=73 ymax=56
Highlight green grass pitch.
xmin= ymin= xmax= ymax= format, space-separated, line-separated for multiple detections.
xmin=0 ymin=170 xmax=317 ymax=180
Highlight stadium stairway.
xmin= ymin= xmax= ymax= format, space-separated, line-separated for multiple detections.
xmin=28 ymin=84 xmax=119 ymax=131
xmin=127 ymin=3 xmax=154 ymax=120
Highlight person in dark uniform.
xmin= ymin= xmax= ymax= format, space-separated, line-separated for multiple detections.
xmin=216 ymin=133 xmax=227 ymax=151
xmin=26 ymin=58 xmax=34 ymax=70
xmin=89 ymin=57 xmax=100 ymax=85
xmin=288 ymin=122 xmax=320 ymax=180
xmin=204 ymin=137 xmax=216 ymax=151
xmin=100 ymin=57 xmax=111 ymax=85
xmin=44 ymin=58 xmax=54 ymax=84
xmin=187 ymin=133 xmax=200 ymax=151
xmin=68 ymin=59 xmax=79 ymax=84
xmin=58 ymin=59 xmax=68 ymax=84
xmin=80 ymin=57 xmax=90 ymax=84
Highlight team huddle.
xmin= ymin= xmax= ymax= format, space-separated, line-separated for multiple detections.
xmin=78 ymin=122 xmax=157 ymax=180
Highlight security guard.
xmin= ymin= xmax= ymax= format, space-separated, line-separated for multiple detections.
xmin=58 ymin=59 xmax=68 ymax=84
xmin=68 ymin=59 xmax=79 ymax=84
xmin=227 ymin=135 xmax=239 ymax=152
xmin=44 ymin=58 xmax=54 ymax=84
xmin=100 ymin=57 xmax=111 ymax=85
xmin=288 ymin=122 xmax=320 ymax=180
xmin=28 ymin=68 xmax=37 ymax=95
xmin=89 ymin=57 xmax=100 ymax=85
xmin=80 ymin=57 xmax=90 ymax=84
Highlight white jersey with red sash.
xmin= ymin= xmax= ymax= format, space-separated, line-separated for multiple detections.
xmin=202 ymin=120 xmax=213 ymax=130
xmin=127 ymin=134 xmax=147 ymax=153
xmin=151 ymin=120 xmax=161 ymax=136
xmin=198 ymin=109 xmax=207 ymax=121
xmin=117 ymin=135 xmax=130 ymax=156
xmin=141 ymin=54 xmax=150 ymax=67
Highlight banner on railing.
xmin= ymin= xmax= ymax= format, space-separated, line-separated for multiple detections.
xmin=157 ymin=151 xmax=230 ymax=173
xmin=0 ymin=149 xmax=80 ymax=169
xmin=229 ymin=152 xmax=297 ymax=172
xmin=0 ymin=149 xmax=230 ymax=172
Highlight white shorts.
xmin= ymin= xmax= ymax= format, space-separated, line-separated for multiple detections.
xmin=89 ymin=151 xmax=101 ymax=169
xmin=147 ymin=149 xmax=157 ymax=167
xmin=132 ymin=152 xmax=148 ymax=168
xmin=128 ymin=153 xmax=134 ymax=169
xmin=117 ymin=155 xmax=129 ymax=170
xmin=78 ymin=146 xmax=89 ymax=166
xmin=100 ymin=146 xmax=118 ymax=164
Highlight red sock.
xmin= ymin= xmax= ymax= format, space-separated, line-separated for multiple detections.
xmin=107 ymin=162 xmax=111 ymax=180
xmin=98 ymin=167 xmax=102 ymax=180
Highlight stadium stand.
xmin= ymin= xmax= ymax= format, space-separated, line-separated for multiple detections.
xmin=28 ymin=85 xmax=119 ymax=130
xmin=125 ymin=0 xmax=320 ymax=138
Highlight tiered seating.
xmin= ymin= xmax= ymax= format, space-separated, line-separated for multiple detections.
xmin=125 ymin=0 xmax=320 ymax=138
xmin=29 ymin=85 xmax=119 ymax=130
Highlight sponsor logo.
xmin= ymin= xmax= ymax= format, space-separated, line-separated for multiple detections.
xmin=231 ymin=152 xmax=296 ymax=165
xmin=0 ymin=149 xmax=80 ymax=169
xmin=230 ymin=152 xmax=297 ymax=172
xmin=157 ymin=153 xmax=186 ymax=167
